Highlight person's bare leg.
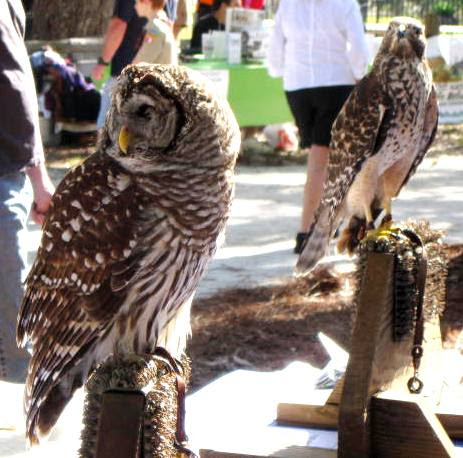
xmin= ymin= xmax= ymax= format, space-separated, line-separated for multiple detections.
xmin=300 ymin=144 xmax=329 ymax=232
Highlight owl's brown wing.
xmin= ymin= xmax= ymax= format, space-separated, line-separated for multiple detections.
xmin=17 ymin=153 xmax=153 ymax=442
xmin=395 ymin=85 xmax=438 ymax=194
xmin=18 ymin=153 xmax=142 ymax=343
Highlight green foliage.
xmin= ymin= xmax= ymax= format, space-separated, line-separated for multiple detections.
xmin=432 ymin=1 xmax=456 ymax=16
xmin=430 ymin=59 xmax=463 ymax=82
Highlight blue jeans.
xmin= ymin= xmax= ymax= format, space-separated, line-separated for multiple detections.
xmin=96 ymin=77 xmax=116 ymax=129
xmin=0 ymin=172 xmax=32 ymax=382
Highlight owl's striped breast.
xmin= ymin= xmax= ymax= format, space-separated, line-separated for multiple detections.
xmin=93 ymin=167 xmax=234 ymax=359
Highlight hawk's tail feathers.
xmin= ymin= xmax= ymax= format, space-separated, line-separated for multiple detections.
xmin=295 ymin=207 xmax=331 ymax=276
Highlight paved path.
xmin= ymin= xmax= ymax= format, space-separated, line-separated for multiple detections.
xmin=199 ymin=155 xmax=463 ymax=296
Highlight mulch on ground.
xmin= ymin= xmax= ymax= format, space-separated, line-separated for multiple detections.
xmin=188 ymin=244 xmax=463 ymax=391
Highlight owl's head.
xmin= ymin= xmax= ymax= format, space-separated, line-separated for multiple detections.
xmin=99 ymin=64 xmax=240 ymax=174
xmin=381 ymin=18 xmax=426 ymax=60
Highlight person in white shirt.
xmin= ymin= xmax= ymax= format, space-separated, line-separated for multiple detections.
xmin=267 ymin=0 xmax=370 ymax=254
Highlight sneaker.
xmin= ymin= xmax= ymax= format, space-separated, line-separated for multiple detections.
xmin=294 ymin=232 xmax=309 ymax=254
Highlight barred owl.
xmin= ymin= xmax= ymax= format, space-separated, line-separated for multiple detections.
xmin=17 ymin=63 xmax=240 ymax=444
xmin=296 ymin=19 xmax=438 ymax=274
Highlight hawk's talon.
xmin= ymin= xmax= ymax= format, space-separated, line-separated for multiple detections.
xmin=357 ymin=224 xmax=366 ymax=241
xmin=381 ymin=213 xmax=393 ymax=226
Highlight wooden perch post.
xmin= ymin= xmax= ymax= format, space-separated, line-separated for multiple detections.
xmin=338 ymin=252 xmax=395 ymax=456
xmin=94 ymin=391 xmax=145 ymax=458
xmin=197 ymin=222 xmax=461 ymax=457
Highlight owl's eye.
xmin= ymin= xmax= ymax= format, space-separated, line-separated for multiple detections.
xmin=414 ymin=27 xmax=422 ymax=36
xmin=136 ymin=104 xmax=154 ymax=119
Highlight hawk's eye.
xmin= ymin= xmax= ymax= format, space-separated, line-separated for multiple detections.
xmin=136 ymin=104 xmax=154 ymax=118
xmin=414 ymin=26 xmax=422 ymax=36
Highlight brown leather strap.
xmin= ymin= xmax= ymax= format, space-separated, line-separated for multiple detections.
xmin=174 ymin=372 xmax=198 ymax=457
xmin=175 ymin=373 xmax=187 ymax=444
xmin=153 ymin=348 xmax=197 ymax=457
xmin=413 ymin=257 xmax=428 ymax=353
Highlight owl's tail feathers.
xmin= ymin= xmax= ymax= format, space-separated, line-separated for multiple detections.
xmin=25 ymin=379 xmax=75 ymax=446
xmin=295 ymin=207 xmax=331 ymax=276
xmin=24 ymin=346 xmax=92 ymax=446
xmin=336 ymin=215 xmax=367 ymax=255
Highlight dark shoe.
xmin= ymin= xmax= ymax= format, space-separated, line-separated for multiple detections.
xmin=294 ymin=232 xmax=309 ymax=254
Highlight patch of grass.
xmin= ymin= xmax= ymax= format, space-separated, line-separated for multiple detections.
xmin=366 ymin=16 xmax=396 ymax=24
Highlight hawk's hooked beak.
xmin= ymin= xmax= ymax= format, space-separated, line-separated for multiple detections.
xmin=118 ymin=126 xmax=133 ymax=154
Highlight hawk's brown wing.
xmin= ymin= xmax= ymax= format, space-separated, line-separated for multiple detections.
xmin=395 ymin=85 xmax=438 ymax=194
xmin=323 ymin=70 xmax=392 ymax=227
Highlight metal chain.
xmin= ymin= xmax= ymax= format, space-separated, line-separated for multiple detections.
xmin=402 ymin=230 xmax=428 ymax=395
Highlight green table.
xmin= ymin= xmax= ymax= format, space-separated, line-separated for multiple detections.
xmin=185 ymin=59 xmax=293 ymax=127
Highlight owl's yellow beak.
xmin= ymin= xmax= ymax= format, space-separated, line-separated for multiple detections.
xmin=118 ymin=126 xmax=133 ymax=154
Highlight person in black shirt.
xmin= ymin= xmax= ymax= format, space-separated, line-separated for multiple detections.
xmin=189 ymin=0 xmax=241 ymax=53
xmin=92 ymin=0 xmax=148 ymax=128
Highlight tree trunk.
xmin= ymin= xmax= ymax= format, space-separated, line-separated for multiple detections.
xmin=30 ymin=0 xmax=114 ymax=40
xmin=360 ymin=2 xmax=368 ymax=22
xmin=393 ymin=0 xmax=405 ymax=16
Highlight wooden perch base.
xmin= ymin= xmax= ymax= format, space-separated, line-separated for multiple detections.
xmin=205 ymin=223 xmax=462 ymax=457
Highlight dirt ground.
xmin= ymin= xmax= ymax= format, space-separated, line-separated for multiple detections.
xmin=188 ymin=244 xmax=463 ymax=391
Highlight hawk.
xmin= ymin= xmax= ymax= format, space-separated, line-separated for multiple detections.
xmin=296 ymin=19 xmax=438 ymax=274
xmin=17 ymin=64 xmax=240 ymax=444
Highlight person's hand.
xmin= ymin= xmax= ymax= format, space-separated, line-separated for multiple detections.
xmin=92 ymin=63 xmax=106 ymax=81
xmin=26 ymin=165 xmax=55 ymax=226
xmin=30 ymin=184 xmax=54 ymax=226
